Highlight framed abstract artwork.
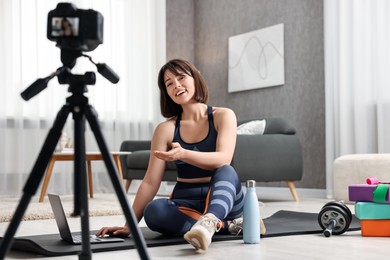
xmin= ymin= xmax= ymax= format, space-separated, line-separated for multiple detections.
xmin=228 ymin=23 xmax=285 ymax=93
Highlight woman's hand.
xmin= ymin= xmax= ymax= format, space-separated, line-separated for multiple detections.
xmin=154 ymin=142 xmax=184 ymax=161
xmin=96 ymin=225 xmax=130 ymax=238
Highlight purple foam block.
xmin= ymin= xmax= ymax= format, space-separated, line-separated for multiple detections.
xmin=349 ymin=184 xmax=390 ymax=203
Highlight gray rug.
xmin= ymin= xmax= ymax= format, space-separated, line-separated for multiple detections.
xmin=0 ymin=193 xmax=129 ymax=222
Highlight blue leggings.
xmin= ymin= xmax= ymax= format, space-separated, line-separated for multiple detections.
xmin=144 ymin=165 xmax=243 ymax=235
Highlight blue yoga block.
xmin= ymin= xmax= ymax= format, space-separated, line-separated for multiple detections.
xmin=355 ymin=202 xmax=390 ymax=220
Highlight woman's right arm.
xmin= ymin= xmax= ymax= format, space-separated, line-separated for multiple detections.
xmin=96 ymin=120 xmax=175 ymax=237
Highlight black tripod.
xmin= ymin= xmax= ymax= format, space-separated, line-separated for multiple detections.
xmin=0 ymin=52 xmax=150 ymax=260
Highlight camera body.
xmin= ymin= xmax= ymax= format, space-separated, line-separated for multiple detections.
xmin=47 ymin=3 xmax=103 ymax=52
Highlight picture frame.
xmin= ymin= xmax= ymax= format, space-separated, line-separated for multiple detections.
xmin=228 ymin=24 xmax=285 ymax=93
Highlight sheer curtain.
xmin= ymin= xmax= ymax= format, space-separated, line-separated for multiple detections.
xmin=0 ymin=0 xmax=166 ymax=196
xmin=325 ymin=0 xmax=390 ymax=197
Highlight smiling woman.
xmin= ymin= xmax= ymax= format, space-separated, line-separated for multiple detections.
xmin=96 ymin=59 xmax=259 ymax=252
xmin=0 ymin=0 xmax=166 ymax=196
xmin=157 ymin=59 xmax=209 ymax=118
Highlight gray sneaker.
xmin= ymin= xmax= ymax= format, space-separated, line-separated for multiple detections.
xmin=184 ymin=214 xmax=221 ymax=251
xmin=228 ymin=216 xmax=266 ymax=235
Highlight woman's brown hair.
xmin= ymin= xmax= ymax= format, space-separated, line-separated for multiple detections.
xmin=157 ymin=59 xmax=209 ymax=118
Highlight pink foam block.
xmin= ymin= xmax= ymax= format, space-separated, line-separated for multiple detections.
xmin=348 ymin=184 xmax=390 ymax=203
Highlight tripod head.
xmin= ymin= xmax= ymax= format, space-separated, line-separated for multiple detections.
xmin=21 ymin=49 xmax=119 ymax=101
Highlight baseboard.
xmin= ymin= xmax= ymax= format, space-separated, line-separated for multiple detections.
xmin=257 ymin=187 xmax=327 ymax=200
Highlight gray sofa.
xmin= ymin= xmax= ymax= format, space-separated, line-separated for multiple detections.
xmin=119 ymin=117 xmax=303 ymax=201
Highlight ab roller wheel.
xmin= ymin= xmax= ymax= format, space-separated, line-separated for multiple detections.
xmin=318 ymin=201 xmax=352 ymax=237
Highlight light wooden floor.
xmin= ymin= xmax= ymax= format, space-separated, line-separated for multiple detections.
xmin=1 ymin=190 xmax=389 ymax=260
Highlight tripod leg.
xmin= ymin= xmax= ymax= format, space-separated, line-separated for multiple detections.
xmin=85 ymin=105 xmax=150 ymax=260
xmin=73 ymin=110 xmax=92 ymax=260
xmin=0 ymin=105 xmax=71 ymax=259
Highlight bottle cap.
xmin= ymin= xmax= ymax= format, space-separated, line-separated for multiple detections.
xmin=246 ymin=180 xmax=256 ymax=188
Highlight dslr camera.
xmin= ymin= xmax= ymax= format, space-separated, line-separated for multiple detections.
xmin=47 ymin=2 xmax=103 ymax=52
xmin=20 ymin=2 xmax=119 ymax=102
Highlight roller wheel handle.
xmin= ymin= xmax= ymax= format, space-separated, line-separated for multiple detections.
xmin=324 ymin=219 xmax=337 ymax=237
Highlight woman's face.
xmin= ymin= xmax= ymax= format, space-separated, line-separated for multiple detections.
xmin=163 ymin=69 xmax=195 ymax=105
xmin=62 ymin=19 xmax=70 ymax=27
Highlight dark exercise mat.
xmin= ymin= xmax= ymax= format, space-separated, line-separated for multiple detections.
xmin=0 ymin=210 xmax=361 ymax=256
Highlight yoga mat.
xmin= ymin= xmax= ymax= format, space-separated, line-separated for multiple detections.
xmin=0 ymin=210 xmax=361 ymax=256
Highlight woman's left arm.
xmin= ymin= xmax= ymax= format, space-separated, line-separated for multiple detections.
xmin=155 ymin=107 xmax=237 ymax=170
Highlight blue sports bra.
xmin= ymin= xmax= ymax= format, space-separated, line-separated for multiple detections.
xmin=173 ymin=106 xmax=217 ymax=179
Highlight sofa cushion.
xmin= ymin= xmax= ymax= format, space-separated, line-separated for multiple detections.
xmin=263 ymin=118 xmax=296 ymax=135
xmin=237 ymin=118 xmax=296 ymax=135
xmin=127 ymin=150 xmax=150 ymax=169
xmin=126 ymin=150 xmax=176 ymax=170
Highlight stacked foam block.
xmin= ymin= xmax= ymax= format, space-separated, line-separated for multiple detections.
xmin=349 ymin=177 xmax=390 ymax=236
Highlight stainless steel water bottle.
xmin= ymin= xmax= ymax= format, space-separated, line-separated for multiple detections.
xmin=243 ymin=180 xmax=260 ymax=244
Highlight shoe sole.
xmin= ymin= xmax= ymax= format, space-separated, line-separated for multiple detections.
xmin=229 ymin=218 xmax=267 ymax=235
xmin=184 ymin=230 xmax=209 ymax=251
xmin=260 ymin=219 xmax=266 ymax=235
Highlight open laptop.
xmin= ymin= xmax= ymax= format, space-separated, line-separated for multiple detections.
xmin=48 ymin=193 xmax=125 ymax=244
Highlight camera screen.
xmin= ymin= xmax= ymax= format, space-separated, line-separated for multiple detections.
xmin=50 ymin=17 xmax=79 ymax=37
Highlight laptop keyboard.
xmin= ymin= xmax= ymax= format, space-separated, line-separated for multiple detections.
xmin=72 ymin=235 xmax=101 ymax=243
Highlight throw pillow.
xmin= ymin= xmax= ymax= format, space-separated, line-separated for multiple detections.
xmin=237 ymin=120 xmax=266 ymax=135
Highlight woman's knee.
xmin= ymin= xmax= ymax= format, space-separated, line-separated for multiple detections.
xmin=144 ymin=199 xmax=170 ymax=229
xmin=214 ymin=164 xmax=240 ymax=182
xmin=143 ymin=198 xmax=191 ymax=235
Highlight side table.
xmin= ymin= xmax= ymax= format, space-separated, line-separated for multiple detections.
xmin=39 ymin=151 xmax=131 ymax=202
